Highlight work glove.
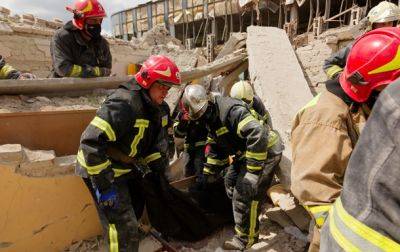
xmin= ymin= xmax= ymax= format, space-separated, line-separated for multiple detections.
xmin=241 ymin=172 xmax=260 ymax=198
xmin=95 ymin=186 xmax=118 ymax=209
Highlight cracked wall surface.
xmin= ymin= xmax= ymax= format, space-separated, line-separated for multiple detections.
xmin=0 ymin=165 xmax=101 ymax=251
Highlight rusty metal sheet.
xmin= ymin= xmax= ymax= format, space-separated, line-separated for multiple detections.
xmin=0 ymin=110 xmax=96 ymax=156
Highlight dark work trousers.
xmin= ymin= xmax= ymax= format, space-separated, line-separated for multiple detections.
xmin=83 ymin=175 xmax=145 ymax=252
xmin=185 ymin=146 xmax=206 ymax=179
xmin=231 ymin=154 xmax=281 ymax=248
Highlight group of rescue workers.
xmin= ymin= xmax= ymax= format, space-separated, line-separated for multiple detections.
xmin=1 ymin=0 xmax=400 ymax=251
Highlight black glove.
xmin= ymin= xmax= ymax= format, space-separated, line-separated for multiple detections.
xmin=225 ymin=166 xmax=239 ymax=199
xmin=100 ymin=67 xmax=111 ymax=77
xmin=91 ymin=168 xmax=114 ymax=193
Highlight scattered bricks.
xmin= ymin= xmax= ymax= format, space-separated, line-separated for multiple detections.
xmin=22 ymin=13 xmax=34 ymax=21
xmin=265 ymin=207 xmax=294 ymax=228
xmin=18 ymin=148 xmax=56 ymax=177
xmin=46 ymin=20 xmax=62 ymax=29
xmin=53 ymin=18 xmax=63 ymax=24
xmin=52 ymin=155 xmax=76 ymax=176
xmin=0 ymin=144 xmax=24 ymax=171
xmin=0 ymin=21 xmax=13 ymax=35
xmin=35 ymin=17 xmax=47 ymax=27
xmin=0 ymin=6 xmax=11 ymax=16
xmin=22 ymin=14 xmax=35 ymax=25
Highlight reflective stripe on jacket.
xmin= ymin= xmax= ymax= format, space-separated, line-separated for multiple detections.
xmin=76 ymin=79 xmax=167 ymax=181
xmin=204 ymin=96 xmax=269 ymax=175
xmin=50 ymin=21 xmax=112 ymax=78
xmin=323 ymin=43 xmax=352 ymax=79
xmin=0 ymin=55 xmax=20 ymax=79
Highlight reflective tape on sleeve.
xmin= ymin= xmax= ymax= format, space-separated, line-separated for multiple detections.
xmin=237 ymin=115 xmax=258 ymax=137
xmin=144 ymin=152 xmax=162 ymax=164
xmin=329 ymin=197 xmax=400 ymax=252
xmin=68 ymin=64 xmax=83 ymax=77
xmin=245 ymin=151 xmax=267 ymax=161
xmin=77 ymin=150 xmax=111 ymax=175
xmin=90 ymin=116 xmax=117 ymax=141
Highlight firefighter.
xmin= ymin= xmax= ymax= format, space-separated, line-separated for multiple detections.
xmin=181 ymin=84 xmax=283 ymax=250
xmin=291 ymin=27 xmax=400 ymax=252
xmin=320 ymin=77 xmax=400 ymax=252
xmin=229 ymin=80 xmax=273 ymax=128
xmin=0 ymin=55 xmax=35 ymax=79
xmin=323 ymin=1 xmax=400 ymax=79
xmin=50 ymin=0 xmax=112 ymax=78
xmin=75 ymin=55 xmax=181 ymax=251
xmin=173 ymin=100 xmax=208 ymax=178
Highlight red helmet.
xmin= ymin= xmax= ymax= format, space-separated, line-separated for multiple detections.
xmin=66 ymin=0 xmax=106 ymax=30
xmin=135 ymin=55 xmax=181 ymax=89
xmin=340 ymin=27 xmax=400 ymax=103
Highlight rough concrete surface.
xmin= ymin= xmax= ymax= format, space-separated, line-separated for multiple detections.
xmin=247 ymin=26 xmax=313 ymax=188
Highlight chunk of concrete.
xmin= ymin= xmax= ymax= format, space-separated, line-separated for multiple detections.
xmin=0 ymin=21 xmax=13 ymax=35
xmin=265 ymin=207 xmax=294 ymax=228
xmin=246 ymin=26 xmax=314 ymax=189
xmin=52 ymin=155 xmax=76 ymax=176
xmin=0 ymin=6 xmax=11 ymax=16
xmin=0 ymin=144 xmax=24 ymax=171
xmin=18 ymin=149 xmax=56 ymax=177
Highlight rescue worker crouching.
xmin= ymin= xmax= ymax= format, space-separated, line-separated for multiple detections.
xmin=291 ymin=27 xmax=400 ymax=252
xmin=75 ymin=55 xmax=181 ymax=252
xmin=323 ymin=1 xmax=400 ymax=80
xmin=50 ymin=0 xmax=112 ymax=78
xmin=173 ymin=99 xmax=208 ymax=178
xmin=0 ymin=55 xmax=35 ymax=79
xmin=181 ymin=84 xmax=283 ymax=250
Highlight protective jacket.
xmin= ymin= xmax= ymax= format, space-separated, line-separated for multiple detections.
xmin=0 ymin=55 xmax=20 ymax=79
xmin=251 ymin=95 xmax=273 ymax=128
xmin=291 ymin=79 xmax=368 ymax=228
xmin=50 ymin=21 xmax=112 ymax=78
xmin=76 ymin=79 xmax=168 ymax=191
xmin=323 ymin=43 xmax=352 ymax=80
xmin=203 ymin=95 xmax=269 ymax=175
xmin=174 ymin=114 xmax=208 ymax=151
xmin=320 ymin=80 xmax=400 ymax=251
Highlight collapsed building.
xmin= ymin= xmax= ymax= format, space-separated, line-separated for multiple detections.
xmin=0 ymin=0 xmax=390 ymax=251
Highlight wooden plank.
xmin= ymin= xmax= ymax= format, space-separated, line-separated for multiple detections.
xmin=0 ymin=51 xmax=247 ymax=95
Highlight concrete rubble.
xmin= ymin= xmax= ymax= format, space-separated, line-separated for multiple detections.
xmin=0 ymin=4 xmax=360 ymax=251
xmin=247 ymin=26 xmax=314 ymax=189
xmin=0 ymin=144 xmax=76 ymax=177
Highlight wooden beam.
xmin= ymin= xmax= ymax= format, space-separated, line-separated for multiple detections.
xmin=0 ymin=51 xmax=247 ymax=95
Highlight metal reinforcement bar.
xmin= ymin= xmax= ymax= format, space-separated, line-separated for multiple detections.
xmin=0 ymin=51 xmax=247 ymax=95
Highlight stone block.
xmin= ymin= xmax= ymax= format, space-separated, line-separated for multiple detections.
xmin=265 ymin=207 xmax=294 ymax=228
xmin=0 ymin=144 xmax=24 ymax=170
xmin=46 ymin=20 xmax=62 ymax=29
xmin=35 ymin=17 xmax=47 ymax=27
xmin=22 ymin=14 xmax=34 ymax=21
xmin=52 ymin=155 xmax=76 ymax=176
xmin=18 ymin=149 xmax=56 ymax=177
xmin=0 ymin=6 xmax=11 ymax=16
xmin=0 ymin=21 xmax=13 ymax=35
xmin=53 ymin=18 xmax=63 ymax=24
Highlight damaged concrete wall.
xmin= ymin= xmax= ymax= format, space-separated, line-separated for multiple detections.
xmin=295 ymin=26 xmax=355 ymax=92
xmin=246 ymin=26 xmax=313 ymax=188
xmin=0 ymin=162 xmax=101 ymax=251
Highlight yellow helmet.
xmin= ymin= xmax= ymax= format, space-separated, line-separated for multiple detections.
xmin=368 ymin=1 xmax=400 ymax=25
xmin=230 ymin=80 xmax=254 ymax=103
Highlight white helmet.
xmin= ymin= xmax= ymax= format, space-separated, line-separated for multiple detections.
xmin=230 ymin=80 xmax=254 ymax=103
xmin=368 ymin=1 xmax=400 ymax=26
xmin=182 ymin=84 xmax=209 ymax=120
